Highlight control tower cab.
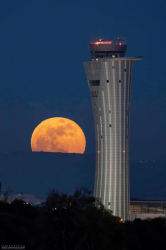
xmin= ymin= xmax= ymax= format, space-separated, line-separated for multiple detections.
xmin=89 ymin=38 xmax=127 ymax=59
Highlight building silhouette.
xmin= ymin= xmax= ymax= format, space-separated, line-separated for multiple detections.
xmin=84 ymin=39 xmax=143 ymax=221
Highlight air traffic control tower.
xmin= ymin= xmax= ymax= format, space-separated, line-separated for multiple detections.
xmin=84 ymin=39 xmax=143 ymax=221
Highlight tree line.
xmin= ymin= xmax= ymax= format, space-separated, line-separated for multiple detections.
xmin=0 ymin=187 xmax=165 ymax=250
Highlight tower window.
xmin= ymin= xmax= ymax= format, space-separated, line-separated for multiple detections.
xmin=109 ymin=124 xmax=111 ymax=127
xmin=108 ymin=202 xmax=111 ymax=205
xmin=89 ymin=80 xmax=100 ymax=86
xmin=101 ymin=136 xmax=103 ymax=139
xmin=112 ymin=66 xmax=115 ymax=69
xmin=109 ymin=110 xmax=111 ymax=113
xmin=119 ymin=80 xmax=121 ymax=83
xmin=91 ymin=91 xmax=99 ymax=97
xmin=124 ymin=69 xmax=127 ymax=72
xmin=107 ymin=80 xmax=109 ymax=83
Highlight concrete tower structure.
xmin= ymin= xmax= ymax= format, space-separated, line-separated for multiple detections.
xmin=84 ymin=39 xmax=143 ymax=221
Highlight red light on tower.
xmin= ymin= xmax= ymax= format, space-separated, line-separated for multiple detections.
xmin=122 ymin=150 xmax=125 ymax=153
xmin=97 ymin=150 xmax=101 ymax=154
xmin=92 ymin=41 xmax=113 ymax=45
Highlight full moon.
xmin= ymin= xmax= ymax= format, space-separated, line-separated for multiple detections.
xmin=31 ymin=117 xmax=86 ymax=154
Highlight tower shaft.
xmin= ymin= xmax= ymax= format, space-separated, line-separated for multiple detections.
xmin=84 ymin=40 xmax=142 ymax=221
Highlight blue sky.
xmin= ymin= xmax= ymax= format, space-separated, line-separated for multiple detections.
xmin=0 ymin=0 xmax=166 ymax=161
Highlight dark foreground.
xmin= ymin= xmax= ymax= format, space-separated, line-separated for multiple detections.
xmin=0 ymin=188 xmax=165 ymax=250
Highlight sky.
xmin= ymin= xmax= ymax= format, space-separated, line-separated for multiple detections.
xmin=0 ymin=0 xmax=166 ymax=161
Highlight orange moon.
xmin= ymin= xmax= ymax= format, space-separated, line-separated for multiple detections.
xmin=31 ymin=117 xmax=86 ymax=154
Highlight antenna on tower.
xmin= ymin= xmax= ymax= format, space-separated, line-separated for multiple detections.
xmin=116 ymin=36 xmax=126 ymax=45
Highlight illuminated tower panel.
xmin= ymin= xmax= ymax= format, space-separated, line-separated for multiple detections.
xmin=84 ymin=40 xmax=142 ymax=221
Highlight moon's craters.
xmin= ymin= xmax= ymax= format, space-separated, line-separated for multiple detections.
xmin=31 ymin=117 xmax=86 ymax=154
